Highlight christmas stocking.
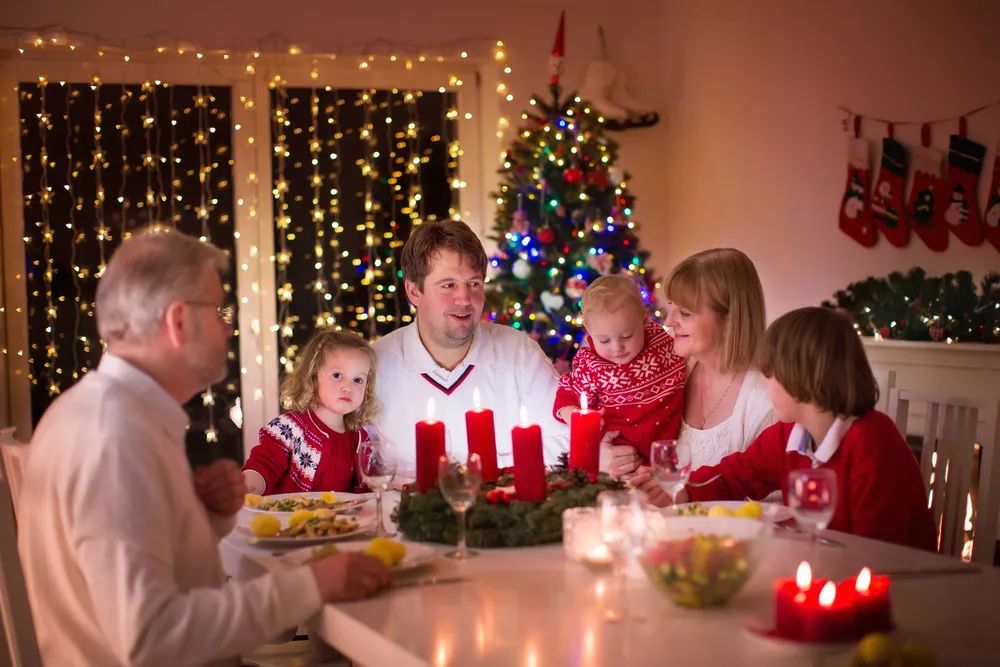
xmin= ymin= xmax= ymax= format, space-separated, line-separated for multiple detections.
xmin=907 ymin=146 xmax=947 ymax=251
xmin=984 ymin=142 xmax=1000 ymax=252
xmin=870 ymin=138 xmax=908 ymax=247
xmin=839 ymin=136 xmax=876 ymax=246
xmin=935 ymin=134 xmax=986 ymax=246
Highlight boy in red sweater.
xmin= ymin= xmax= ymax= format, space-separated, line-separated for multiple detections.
xmin=553 ymin=275 xmax=686 ymax=464
xmin=635 ymin=307 xmax=935 ymax=551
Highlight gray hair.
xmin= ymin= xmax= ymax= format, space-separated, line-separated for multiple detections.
xmin=96 ymin=226 xmax=228 ymax=344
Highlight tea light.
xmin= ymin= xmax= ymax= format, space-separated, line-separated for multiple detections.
xmin=562 ymin=507 xmax=613 ymax=569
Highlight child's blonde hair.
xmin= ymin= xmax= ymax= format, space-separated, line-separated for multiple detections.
xmin=664 ymin=248 xmax=765 ymax=373
xmin=757 ymin=307 xmax=877 ymax=417
xmin=280 ymin=329 xmax=379 ymax=431
xmin=581 ymin=275 xmax=646 ymax=324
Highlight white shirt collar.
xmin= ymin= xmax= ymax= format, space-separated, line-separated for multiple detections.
xmin=785 ymin=415 xmax=857 ymax=466
xmin=401 ymin=319 xmax=491 ymax=376
xmin=97 ymin=353 xmax=190 ymax=445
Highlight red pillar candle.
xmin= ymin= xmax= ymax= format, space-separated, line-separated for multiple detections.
xmin=569 ymin=392 xmax=601 ymax=480
xmin=466 ymin=387 xmax=499 ymax=482
xmin=512 ymin=406 xmax=547 ymax=503
xmin=799 ymin=581 xmax=856 ymax=643
xmin=415 ymin=398 xmax=446 ymax=493
xmin=774 ymin=561 xmax=816 ymax=639
xmin=846 ymin=567 xmax=893 ymax=633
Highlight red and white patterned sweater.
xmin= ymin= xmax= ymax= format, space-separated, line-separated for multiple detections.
xmin=242 ymin=409 xmax=368 ymax=494
xmin=553 ymin=320 xmax=687 ymax=461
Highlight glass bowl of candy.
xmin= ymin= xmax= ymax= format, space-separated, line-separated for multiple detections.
xmin=639 ymin=514 xmax=771 ymax=608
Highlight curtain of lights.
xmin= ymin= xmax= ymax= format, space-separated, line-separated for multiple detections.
xmin=17 ymin=79 xmax=243 ymax=465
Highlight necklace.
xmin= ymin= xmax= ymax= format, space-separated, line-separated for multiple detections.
xmin=698 ymin=364 xmax=739 ymax=429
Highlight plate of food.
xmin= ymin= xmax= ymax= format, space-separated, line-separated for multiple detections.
xmin=243 ymin=511 xmax=365 ymax=546
xmin=243 ymin=492 xmax=371 ymax=528
xmin=667 ymin=500 xmax=793 ymax=523
xmin=280 ymin=538 xmax=438 ymax=573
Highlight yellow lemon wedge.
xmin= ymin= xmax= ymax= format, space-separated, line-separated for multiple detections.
xmin=364 ymin=537 xmax=407 ymax=567
xmin=736 ymin=501 xmax=763 ymax=520
xmin=707 ymin=505 xmax=732 ymax=518
xmin=320 ymin=491 xmax=337 ymax=504
xmin=244 ymin=493 xmax=262 ymax=508
xmin=249 ymin=514 xmax=281 ymax=537
xmin=289 ymin=509 xmax=314 ymax=528
xmin=312 ymin=508 xmax=334 ymax=519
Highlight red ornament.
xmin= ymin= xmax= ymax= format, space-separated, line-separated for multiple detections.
xmin=877 ymin=326 xmax=891 ymax=339
xmin=563 ymin=167 xmax=584 ymax=185
xmin=587 ymin=169 xmax=609 ymax=189
xmin=538 ymin=227 xmax=556 ymax=244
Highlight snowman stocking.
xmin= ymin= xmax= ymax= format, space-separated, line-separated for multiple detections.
xmin=870 ymin=137 xmax=908 ymax=247
xmin=839 ymin=136 xmax=876 ymax=246
xmin=984 ymin=143 xmax=1000 ymax=252
xmin=935 ymin=134 xmax=986 ymax=246
xmin=907 ymin=144 xmax=947 ymax=251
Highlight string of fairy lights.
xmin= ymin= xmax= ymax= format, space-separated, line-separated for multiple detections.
xmin=6 ymin=28 xmax=515 ymax=452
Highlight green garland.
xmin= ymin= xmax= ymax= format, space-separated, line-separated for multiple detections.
xmin=821 ymin=268 xmax=1000 ymax=343
xmin=393 ymin=464 xmax=625 ymax=548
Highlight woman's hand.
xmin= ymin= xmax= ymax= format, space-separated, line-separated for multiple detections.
xmin=629 ymin=466 xmax=688 ymax=507
xmin=598 ymin=431 xmax=641 ymax=479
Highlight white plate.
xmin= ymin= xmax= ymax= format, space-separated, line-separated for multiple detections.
xmin=243 ymin=492 xmax=371 ymax=528
xmin=238 ymin=523 xmax=367 ymax=547
xmin=668 ymin=501 xmax=793 ymax=523
xmin=280 ymin=541 xmax=439 ymax=573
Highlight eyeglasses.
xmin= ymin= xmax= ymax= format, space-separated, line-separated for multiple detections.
xmin=184 ymin=300 xmax=236 ymax=325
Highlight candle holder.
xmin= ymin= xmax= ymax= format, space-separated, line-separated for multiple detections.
xmin=562 ymin=507 xmax=613 ymax=571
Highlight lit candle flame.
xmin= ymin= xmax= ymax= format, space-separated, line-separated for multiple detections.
xmin=580 ymin=392 xmax=589 ymax=411
xmin=473 ymin=387 xmax=481 ymax=410
xmin=427 ymin=398 xmax=436 ymax=420
xmin=856 ymin=567 xmax=871 ymax=593
xmin=818 ymin=581 xmax=836 ymax=607
xmin=795 ymin=561 xmax=811 ymax=591
xmin=520 ymin=405 xmax=529 ymax=427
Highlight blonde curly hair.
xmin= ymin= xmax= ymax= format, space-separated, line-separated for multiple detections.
xmin=280 ymin=329 xmax=379 ymax=431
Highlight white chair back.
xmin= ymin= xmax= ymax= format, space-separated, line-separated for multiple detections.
xmin=0 ymin=429 xmax=41 ymax=667
xmin=871 ymin=367 xmax=896 ymax=414
xmin=886 ymin=389 xmax=998 ymax=565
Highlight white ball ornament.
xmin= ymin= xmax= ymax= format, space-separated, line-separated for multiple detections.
xmin=512 ymin=258 xmax=532 ymax=280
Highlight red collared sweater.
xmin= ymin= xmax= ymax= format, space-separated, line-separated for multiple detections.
xmin=554 ymin=320 xmax=686 ymax=461
xmin=687 ymin=410 xmax=936 ymax=551
xmin=243 ymin=409 xmax=368 ymax=494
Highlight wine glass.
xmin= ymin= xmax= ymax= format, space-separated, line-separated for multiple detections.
xmin=598 ymin=491 xmax=645 ymax=622
xmin=787 ymin=468 xmax=837 ymax=543
xmin=438 ymin=453 xmax=483 ymax=559
xmin=357 ymin=439 xmax=397 ymax=537
xmin=649 ymin=439 xmax=692 ymax=506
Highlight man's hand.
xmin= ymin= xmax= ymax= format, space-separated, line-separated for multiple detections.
xmin=598 ymin=431 xmax=641 ymax=479
xmin=310 ymin=552 xmax=392 ymax=602
xmin=629 ymin=466 xmax=687 ymax=507
xmin=193 ymin=459 xmax=246 ymax=518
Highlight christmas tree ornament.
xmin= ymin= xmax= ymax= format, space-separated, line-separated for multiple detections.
xmin=540 ymin=290 xmax=566 ymax=312
xmin=578 ymin=26 xmax=659 ymax=131
xmin=609 ymin=167 xmax=625 ymax=185
xmin=564 ymin=276 xmax=589 ymax=299
xmin=587 ymin=168 xmax=610 ymax=189
xmin=907 ymin=125 xmax=947 ymax=251
xmin=586 ymin=253 xmax=613 ymax=275
xmin=984 ymin=138 xmax=1000 ymax=252
xmin=548 ymin=11 xmax=565 ymax=90
xmin=870 ymin=133 xmax=908 ymax=247
xmin=512 ymin=258 xmax=533 ymax=280
xmin=510 ymin=209 xmax=530 ymax=235
xmin=563 ymin=166 xmax=584 ymax=185
xmin=935 ymin=124 xmax=986 ymax=246
xmin=538 ymin=227 xmax=556 ymax=244
xmin=838 ymin=122 xmax=877 ymax=247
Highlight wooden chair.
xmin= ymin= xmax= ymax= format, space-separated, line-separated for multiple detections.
xmin=886 ymin=389 xmax=999 ymax=565
xmin=0 ymin=429 xmax=41 ymax=666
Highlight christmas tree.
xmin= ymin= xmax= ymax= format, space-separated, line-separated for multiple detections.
xmin=484 ymin=13 xmax=662 ymax=367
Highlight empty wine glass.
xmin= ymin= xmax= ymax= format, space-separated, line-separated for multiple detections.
xmin=649 ymin=439 xmax=692 ymax=506
xmin=787 ymin=468 xmax=837 ymax=543
xmin=357 ymin=439 xmax=397 ymax=537
xmin=598 ymin=491 xmax=645 ymax=622
xmin=438 ymin=453 xmax=483 ymax=559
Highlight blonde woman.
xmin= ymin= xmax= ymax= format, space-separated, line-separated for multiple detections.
xmin=604 ymin=249 xmax=775 ymax=501
xmin=243 ymin=329 xmax=380 ymax=495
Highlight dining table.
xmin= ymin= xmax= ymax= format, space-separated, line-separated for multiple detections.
xmin=219 ymin=491 xmax=1000 ymax=666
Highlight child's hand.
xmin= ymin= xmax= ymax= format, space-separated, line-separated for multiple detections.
xmin=598 ymin=431 xmax=641 ymax=479
xmin=556 ymin=406 xmax=580 ymax=423
xmin=193 ymin=459 xmax=246 ymax=518
xmin=629 ymin=466 xmax=677 ymax=507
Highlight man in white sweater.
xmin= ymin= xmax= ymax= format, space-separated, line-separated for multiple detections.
xmin=18 ymin=227 xmax=390 ymax=666
xmin=372 ymin=220 xmax=568 ymax=479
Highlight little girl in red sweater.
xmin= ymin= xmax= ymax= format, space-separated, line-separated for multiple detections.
xmin=635 ymin=306 xmax=935 ymax=550
xmin=242 ymin=329 xmax=379 ymax=495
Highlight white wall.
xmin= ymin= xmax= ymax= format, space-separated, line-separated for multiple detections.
xmin=5 ymin=0 xmax=998 ymax=320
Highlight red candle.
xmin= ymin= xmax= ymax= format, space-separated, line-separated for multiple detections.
xmin=512 ymin=406 xmax=547 ymax=502
xmin=774 ymin=561 xmax=815 ymax=639
xmin=799 ymin=581 xmax=856 ymax=643
xmin=466 ymin=387 xmax=498 ymax=483
xmin=846 ymin=567 xmax=893 ymax=633
xmin=415 ymin=398 xmax=446 ymax=493
xmin=569 ymin=392 xmax=601 ymax=480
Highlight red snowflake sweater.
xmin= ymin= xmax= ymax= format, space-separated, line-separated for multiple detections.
xmin=554 ymin=320 xmax=686 ymax=461
xmin=687 ymin=410 xmax=936 ymax=550
xmin=243 ymin=409 xmax=368 ymax=494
